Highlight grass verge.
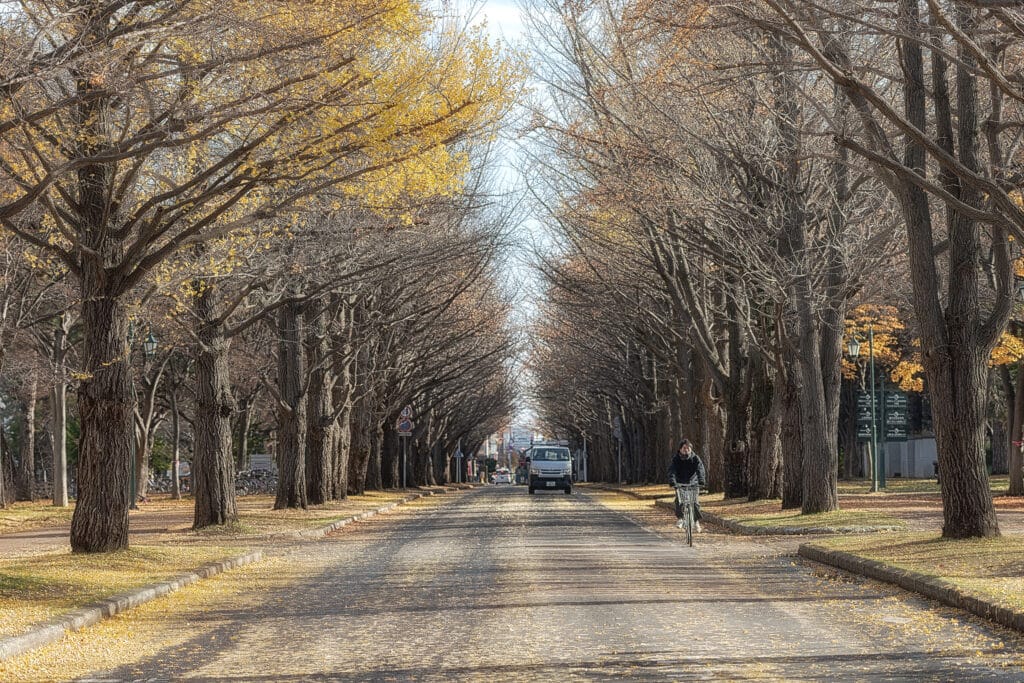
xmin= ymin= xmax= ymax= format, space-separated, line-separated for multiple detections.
xmin=0 ymin=503 xmax=75 ymax=535
xmin=0 ymin=544 xmax=245 ymax=640
xmin=804 ymin=533 xmax=1024 ymax=614
xmin=837 ymin=475 xmax=1010 ymax=496
xmin=701 ymin=496 xmax=906 ymax=530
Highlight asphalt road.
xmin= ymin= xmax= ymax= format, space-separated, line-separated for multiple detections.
xmin=78 ymin=487 xmax=1024 ymax=682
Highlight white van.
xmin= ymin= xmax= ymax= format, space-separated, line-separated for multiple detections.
xmin=527 ymin=446 xmax=572 ymax=494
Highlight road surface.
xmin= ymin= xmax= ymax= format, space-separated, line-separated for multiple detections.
xmin=60 ymin=487 xmax=1024 ymax=681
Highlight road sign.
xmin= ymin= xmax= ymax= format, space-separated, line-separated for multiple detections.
xmin=400 ymin=405 xmax=413 ymax=418
xmin=396 ymin=417 xmax=414 ymax=436
xmin=855 ymin=390 xmax=909 ymax=442
xmin=884 ymin=391 xmax=909 ymax=442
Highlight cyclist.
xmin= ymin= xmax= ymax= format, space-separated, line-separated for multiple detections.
xmin=668 ymin=439 xmax=707 ymax=532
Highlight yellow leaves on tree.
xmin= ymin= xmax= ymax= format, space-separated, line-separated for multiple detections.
xmin=842 ymin=304 xmax=923 ymax=391
xmin=845 ymin=305 xmax=1024 ymax=391
xmin=990 ymin=331 xmax=1024 ymax=367
xmin=0 ymin=0 xmax=521 ymax=292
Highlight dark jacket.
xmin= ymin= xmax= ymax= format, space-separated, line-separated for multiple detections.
xmin=668 ymin=452 xmax=707 ymax=487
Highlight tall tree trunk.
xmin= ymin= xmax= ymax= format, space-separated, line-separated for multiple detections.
xmin=780 ymin=358 xmax=803 ymax=510
xmin=798 ymin=310 xmax=838 ymax=513
xmin=193 ymin=289 xmax=237 ymax=528
xmin=368 ymin=420 xmax=385 ymax=491
xmin=0 ymin=426 xmax=9 ymax=508
xmin=695 ymin=357 xmax=724 ymax=492
xmin=748 ymin=354 xmax=781 ymax=501
xmin=897 ymin=1 xmax=1000 ymax=536
xmin=274 ymin=299 xmax=307 ymax=510
xmin=330 ymin=304 xmax=354 ymax=499
xmin=382 ymin=422 xmax=400 ymax=489
xmin=1010 ymin=363 xmax=1024 ymax=496
xmin=52 ymin=314 xmax=70 ymax=507
xmin=991 ymin=421 xmax=1007 ymax=477
xmin=347 ymin=401 xmax=371 ymax=495
xmin=70 ymin=285 xmax=133 ymax=552
xmin=333 ymin=409 xmax=352 ymax=498
xmin=170 ymin=385 xmax=182 ymax=500
xmin=15 ymin=374 xmax=37 ymax=501
xmin=722 ymin=298 xmax=750 ymax=498
xmin=234 ymin=397 xmax=253 ymax=472
xmin=304 ymin=298 xmax=334 ymax=505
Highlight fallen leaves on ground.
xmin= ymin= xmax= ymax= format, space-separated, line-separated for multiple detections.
xmin=0 ymin=544 xmax=246 ymax=639
xmin=808 ymin=533 xmax=1024 ymax=613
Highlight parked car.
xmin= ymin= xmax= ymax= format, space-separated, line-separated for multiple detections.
xmin=493 ymin=469 xmax=512 ymax=485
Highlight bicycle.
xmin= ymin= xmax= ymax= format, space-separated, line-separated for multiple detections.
xmin=675 ymin=483 xmax=701 ymax=547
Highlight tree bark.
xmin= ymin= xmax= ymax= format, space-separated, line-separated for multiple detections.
xmin=52 ymin=314 xmax=70 ymax=507
xmin=170 ymin=384 xmax=182 ymax=500
xmin=780 ymin=358 xmax=803 ymax=510
xmin=347 ymin=400 xmax=371 ymax=495
xmin=722 ymin=295 xmax=750 ymax=498
xmin=798 ymin=309 xmax=838 ymax=513
xmin=695 ymin=355 xmax=724 ymax=493
xmin=304 ymin=298 xmax=335 ymax=505
xmin=274 ymin=299 xmax=307 ymax=509
xmin=234 ymin=397 xmax=253 ymax=472
xmin=0 ymin=426 xmax=10 ymax=508
xmin=193 ymin=288 xmax=238 ymax=528
xmin=748 ymin=354 xmax=782 ymax=501
xmin=991 ymin=420 xmax=1007 ymax=477
xmin=16 ymin=374 xmax=38 ymax=501
xmin=898 ymin=1 xmax=999 ymax=537
xmin=1010 ymin=362 xmax=1024 ymax=496
xmin=70 ymin=289 xmax=133 ymax=552
xmin=368 ymin=420 xmax=385 ymax=491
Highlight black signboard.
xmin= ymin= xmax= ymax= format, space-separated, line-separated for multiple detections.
xmin=855 ymin=390 xmax=909 ymax=442
xmin=884 ymin=390 xmax=909 ymax=442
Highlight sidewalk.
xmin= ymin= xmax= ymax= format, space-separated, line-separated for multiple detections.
xmin=586 ymin=482 xmax=1024 ymax=633
xmin=587 ymin=481 xmax=1024 ymax=535
xmin=0 ymin=485 xmax=473 ymax=661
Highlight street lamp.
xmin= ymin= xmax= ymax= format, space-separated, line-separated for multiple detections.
xmin=846 ymin=337 xmax=861 ymax=358
xmin=143 ymin=331 xmax=158 ymax=359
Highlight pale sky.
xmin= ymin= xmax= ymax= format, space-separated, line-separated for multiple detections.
xmin=477 ymin=1 xmax=526 ymax=42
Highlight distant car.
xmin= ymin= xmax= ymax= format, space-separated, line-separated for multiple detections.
xmin=493 ymin=471 xmax=512 ymax=484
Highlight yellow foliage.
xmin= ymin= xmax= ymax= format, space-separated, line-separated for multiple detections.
xmin=842 ymin=304 xmax=906 ymax=378
xmin=0 ymin=0 xmax=522 ymax=295
xmin=990 ymin=331 xmax=1024 ymax=366
xmin=891 ymin=358 xmax=924 ymax=393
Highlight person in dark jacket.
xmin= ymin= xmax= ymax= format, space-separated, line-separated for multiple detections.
xmin=668 ymin=439 xmax=707 ymax=531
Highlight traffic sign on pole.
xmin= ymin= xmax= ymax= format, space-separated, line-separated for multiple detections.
xmin=396 ymin=417 xmax=414 ymax=436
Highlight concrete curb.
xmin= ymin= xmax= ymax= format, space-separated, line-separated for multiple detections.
xmin=0 ymin=550 xmax=263 ymax=662
xmin=799 ymin=543 xmax=1024 ymax=633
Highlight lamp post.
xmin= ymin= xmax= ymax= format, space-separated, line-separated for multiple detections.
xmin=847 ymin=327 xmax=881 ymax=493
xmin=128 ymin=330 xmax=158 ymax=510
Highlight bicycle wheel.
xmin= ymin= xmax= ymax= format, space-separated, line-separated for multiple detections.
xmin=684 ymin=504 xmax=693 ymax=546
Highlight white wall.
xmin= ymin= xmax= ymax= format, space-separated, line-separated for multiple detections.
xmin=881 ymin=438 xmax=937 ymax=479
